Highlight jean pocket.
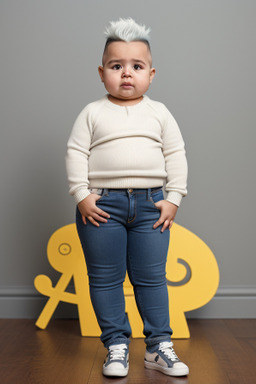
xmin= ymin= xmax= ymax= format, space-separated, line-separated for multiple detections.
xmin=90 ymin=189 xmax=105 ymax=203
xmin=150 ymin=189 xmax=164 ymax=208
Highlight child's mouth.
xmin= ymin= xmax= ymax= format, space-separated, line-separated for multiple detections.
xmin=121 ymin=83 xmax=133 ymax=89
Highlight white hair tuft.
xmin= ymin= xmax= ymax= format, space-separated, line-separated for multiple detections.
xmin=104 ymin=17 xmax=151 ymax=43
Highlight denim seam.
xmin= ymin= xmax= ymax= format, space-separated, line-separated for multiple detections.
xmin=149 ymin=197 xmax=160 ymax=209
xmin=96 ymin=195 xmax=105 ymax=202
xmin=145 ymin=336 xmax=172 ymax=348
xmin=149 ymin=190 xmax=164 ymax=208
xmin=127 ymin=195 xmax=136 ymax=223
xmin=105 ymin=338 xmax=130 ymax=349
xmin=95 ymin=188 xmax=108 ymax=202
xmin=127 ymin=249 xmax=146 ymax=327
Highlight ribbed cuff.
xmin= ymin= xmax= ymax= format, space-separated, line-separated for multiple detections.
xmin=73 ymin=188 xmax=90 ymax=205
xmin=166 ymin=191 xmax=183 ymax=207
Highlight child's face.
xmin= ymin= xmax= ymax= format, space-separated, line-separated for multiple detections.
xmin=98 ymin=41 xmax=155 ymax=105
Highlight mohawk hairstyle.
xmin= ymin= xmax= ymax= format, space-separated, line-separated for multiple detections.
xmin=103 ymin=18 xmax=151 ymax=53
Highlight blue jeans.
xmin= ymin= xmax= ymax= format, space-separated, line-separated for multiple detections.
xmin=76 ymin=188 xmax=173 ymax=348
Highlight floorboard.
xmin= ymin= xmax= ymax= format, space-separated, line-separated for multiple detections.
xmin=0 ymin=319 xmax=255 ymax=384
xmin=192 ymin=319 xmax=256 ymax=384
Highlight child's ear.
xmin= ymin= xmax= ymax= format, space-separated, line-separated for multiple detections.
xmin=149 ymin=68 xmax=156 ymax=83
xmin=98 ymin=66 xmax=104 ymax=82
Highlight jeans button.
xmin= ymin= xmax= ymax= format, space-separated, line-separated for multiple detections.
xmin=128 ymin=188 xmax=133 ymax=193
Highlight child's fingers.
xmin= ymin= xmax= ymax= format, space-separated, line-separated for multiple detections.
xmin=85 ymin=209 xmax=110 ymax=226
xmin=153 ymin=216 xmax=165 ymax=229
xmin=96 ymin=207 xmax=110 ymax=218
xmin=87 ymin=216 xmax=100 ymax=227
xmin=93 ymin=213 xmax=108 ymax=223
xmin=168 ymin=220 xmax=174 ymax=230
xmin=153 ymin=215 xmax=172 ymax=232
xmin=160 ymin=219 xmax=170 ymax=233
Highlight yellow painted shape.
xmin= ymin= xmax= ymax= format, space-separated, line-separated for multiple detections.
xmin=35 ymin=224 xmax=100 ymax=336
xmin=166 ymin=223 xmax=219 ymax=338
xmin=34 ymin=222 xmax=219 ymax=339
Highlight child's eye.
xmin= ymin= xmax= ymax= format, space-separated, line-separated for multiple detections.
xmin=112 ymin=64 xmax=122 ymax=70
xmin=134 ymin=64 xmax=142 ymax=70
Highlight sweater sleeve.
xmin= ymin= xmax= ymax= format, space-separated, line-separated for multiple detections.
xmin=161 ymin=106 xmax=188 ymax=207
xmin=65 ymin=106 xmax=93 ymax=204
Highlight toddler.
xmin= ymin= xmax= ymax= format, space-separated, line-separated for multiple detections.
xmin=66 ymin=18 xmax=189 ymax=377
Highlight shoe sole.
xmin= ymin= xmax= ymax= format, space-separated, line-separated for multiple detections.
xmin=103 ymin=364 xmax=129 ymax=377
xmin=144 ymin=360 xmax=189 ymax=377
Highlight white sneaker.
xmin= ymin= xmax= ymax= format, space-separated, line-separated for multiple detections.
xmin=103 ymin=344 xmax=129 ymax=377
xmin=144 ymin=341 xmax=189 ymax=376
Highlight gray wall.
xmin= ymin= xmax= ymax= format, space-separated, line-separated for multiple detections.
xmin=1 ymin=0 xmax=255 ymax=319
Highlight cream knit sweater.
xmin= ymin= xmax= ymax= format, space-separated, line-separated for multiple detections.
xmin=66 ymin=95 xmax=188 ymax=206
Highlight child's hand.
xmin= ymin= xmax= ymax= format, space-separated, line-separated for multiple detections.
xmin=78 ymin=194 xmax=110 ymax=227
xmin=153 ymin=200 xmax=178 ymax=233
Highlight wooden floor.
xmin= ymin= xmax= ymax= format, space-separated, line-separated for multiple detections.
xmin=0 ymin=319 xmax=256 ymax=384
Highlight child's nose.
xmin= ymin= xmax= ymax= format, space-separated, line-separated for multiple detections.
xmin=122 ymin=67 xmax=132 ymax=77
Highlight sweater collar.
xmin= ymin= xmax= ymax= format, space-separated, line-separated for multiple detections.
xmin=103 ymin=94 xmax=149 ymax=110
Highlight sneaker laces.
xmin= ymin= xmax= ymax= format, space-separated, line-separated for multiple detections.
xmin=108 ymin=344 xmax=127 ymax=361
xmin=159 ymin=341 xmax=179 ymax=361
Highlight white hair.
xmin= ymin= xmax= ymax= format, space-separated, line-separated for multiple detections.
xmin=104 ymin=18 xmax=151 ymax=44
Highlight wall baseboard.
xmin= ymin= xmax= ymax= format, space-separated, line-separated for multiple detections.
xmin=186 ymin=286 xmax=256 ymax=318
xmin=0 ymin=285 xmax=255 ymax=319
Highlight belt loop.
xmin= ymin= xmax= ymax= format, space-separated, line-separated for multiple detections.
xmin=147 ymin=188 xmax=151 ymax=199
xmin=103 ymin=188 xmax=109 ymax=196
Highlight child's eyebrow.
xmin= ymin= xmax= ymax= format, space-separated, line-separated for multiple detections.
xmin=132 ymin=59 xmax=147 ymax=65
xmin=105 ymin=59 xmax=147 ymax=66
